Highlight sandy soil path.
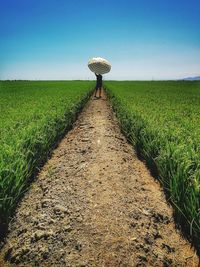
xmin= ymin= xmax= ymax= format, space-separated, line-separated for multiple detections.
xmin=0 ymin=92 xmax=198 ymax=267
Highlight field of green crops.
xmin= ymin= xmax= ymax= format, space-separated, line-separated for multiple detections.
xmin=0 ymin=81 xmax=94 ymax=230
xmin=105 ymin=81 xmax=200 ymax=247
xmin=1 ymin=80 xmax=200 ymax=250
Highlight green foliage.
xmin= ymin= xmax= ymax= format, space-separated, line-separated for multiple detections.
xmin=0 ymin=81 xmax=94 ymax=224
xmin=105 ymin=81 xmax=200 ymax=245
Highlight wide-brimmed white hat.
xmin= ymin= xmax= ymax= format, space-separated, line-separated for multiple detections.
xmin=88 ymin=57 xmax=111 ymax=75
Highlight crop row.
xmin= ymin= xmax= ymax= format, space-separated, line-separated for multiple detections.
xmin=0 ymin=81 xmax=94 ymax=232
xmin=105 ymin=81 xmax=200 ymax=251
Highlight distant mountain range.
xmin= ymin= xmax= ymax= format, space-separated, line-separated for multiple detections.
xmin=183 ymin=76 xmax=200 ymax=81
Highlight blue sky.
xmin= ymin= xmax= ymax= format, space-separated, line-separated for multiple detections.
xmin=0 ymin=0 xmax=200 ymax=80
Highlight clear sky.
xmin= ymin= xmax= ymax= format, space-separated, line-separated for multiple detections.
xmin=0 ymin=0 xmax=200 ymax=80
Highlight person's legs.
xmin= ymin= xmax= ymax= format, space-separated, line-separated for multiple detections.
xmin=99 ymin=86 xmax=102 ymax=98
xmin=94 ymin=86 xmax=98 ymax=97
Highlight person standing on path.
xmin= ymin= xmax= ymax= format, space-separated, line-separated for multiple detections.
xmin=95 ymin=73 xmax=102 ymax=98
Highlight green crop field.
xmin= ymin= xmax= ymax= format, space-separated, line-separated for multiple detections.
xmin=0 ymin=81 xmax=94 ymax=229
xmin=105 ymin=81 xmax=200 ymax=245
xmin=1 ymin=80 xmax=200 ymax=251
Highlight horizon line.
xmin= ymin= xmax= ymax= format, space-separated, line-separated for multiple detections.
xmin=0 ymin=79 xmax=199 ymax=82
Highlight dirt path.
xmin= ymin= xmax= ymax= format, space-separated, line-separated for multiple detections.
xmin=0 ymin=91 xmax=198 ymax=266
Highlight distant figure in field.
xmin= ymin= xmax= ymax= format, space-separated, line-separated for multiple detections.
xmin=95 ymin=73 xmax=102 ymax=98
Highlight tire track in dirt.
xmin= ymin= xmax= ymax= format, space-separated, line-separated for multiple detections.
xmin=0 ymin=91 xmax=198 ymax=266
